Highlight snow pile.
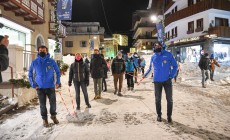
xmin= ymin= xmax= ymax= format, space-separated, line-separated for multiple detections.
xmin=62 ymin=54 xmax=74 ymax=66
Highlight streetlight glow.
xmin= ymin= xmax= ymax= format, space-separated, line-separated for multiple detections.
xmin=150 ymin=15 xmax=157 ymax=22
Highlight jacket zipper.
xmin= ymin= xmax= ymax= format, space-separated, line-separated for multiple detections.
xmin=78 ymin=63 xmax=80 ymax=81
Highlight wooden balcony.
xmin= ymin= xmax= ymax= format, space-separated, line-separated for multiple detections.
xmin=165 ymin=0 xmax=230 ymax=26
xmin=49 ymin=22 xmax=66 ymax=38
xmin=0 ymin=0 xmax=45 ymax=24
xmin=208 ymin=26 xmax=230 ymax=38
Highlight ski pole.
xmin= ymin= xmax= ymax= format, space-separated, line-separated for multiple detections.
xmin=68 ymin=87 xmax=77 ymax=116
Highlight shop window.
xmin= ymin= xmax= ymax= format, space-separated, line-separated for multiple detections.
xmin=65 ymin=41 xmax=73 ymax=47
xmin=195 ymin=18 xmax=203 ymax=32
xmin=187 ymin=21 xmax=194 ymax=34
xmin=188 ymin=0 xmax=194 ymax=6
xmin=215 ymin=17 xmax=229 ymax=27
xmin=80 ymin=41 xmax=87 ymax=47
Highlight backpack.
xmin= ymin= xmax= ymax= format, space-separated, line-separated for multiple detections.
xmin=126 ymin=59 xmax=134 ymax=72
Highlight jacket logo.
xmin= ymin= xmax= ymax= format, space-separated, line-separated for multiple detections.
xmin=47 ymin=66 xmax=51 ymax=70
xmin=163 ymin=60 xmax=167 ymax=64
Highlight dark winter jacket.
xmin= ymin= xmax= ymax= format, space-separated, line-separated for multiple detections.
xmin=69 ymin=59 xmax=89 ymax=82
xmin=199 ymin=55 xmax=210 ymax=70
xmin=125 ymin=57 xmax=137 ymax=73
xmin=90 ymin=54 xmax=107 ymax=79
xmin=0 ymin=44 xmax=9 ymax=83
xmin=28 ymin=53 xmax=61 ymax=88
xmin=144 ymin=50 xmax=178 ymax=82
xmin=111 ymin=57 xmax=125 ymax=74
xmin=103 ymin=61 xmax=109 ymax=79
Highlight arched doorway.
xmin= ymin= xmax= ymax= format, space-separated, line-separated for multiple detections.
xmin=35 ymin=34 xmax=45 ymax=51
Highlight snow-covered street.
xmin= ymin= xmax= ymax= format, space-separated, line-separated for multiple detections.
xmin=0 ymin=57 xmax=230 ymax=140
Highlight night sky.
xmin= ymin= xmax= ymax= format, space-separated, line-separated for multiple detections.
xmin=72 ymin=0 xmax=149 ymax=34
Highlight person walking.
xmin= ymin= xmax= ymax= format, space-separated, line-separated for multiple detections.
xmin=125 ymin=53 xmax=137 ymax=91
xmin=28 ymin=45 xmax=60 ymax=127
xmin=68 ymin=53 xmax=91 ymax=110
xmin=143 ymin=42 xmax=178 ymax=123
xmin=0 ymin=35 xmax=9 ymax=83
xmin=101 ymin=54 xmax=108 ymax=92
xmin=198 ymin=52 xmax=210 ymax=88
xmin=111 ymin=52 xmax=125 ymax=96
xmin=90 ymin=49 xmax=107 ymax=99
xmin=174 ymin=60 xmax=181 ymax=83
xmin=140 ymin=57 xmax=146 ymax=76
xmin=209 ymin=53 xmax=220 ymax=81
xmin=133 ymin=52 xmax=139 ymax=83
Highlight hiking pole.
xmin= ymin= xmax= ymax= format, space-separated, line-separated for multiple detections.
xmin=57 ymin=91 xmax=73 ymax=117
xmin=68 ymin=87 xmax=77 ymax=117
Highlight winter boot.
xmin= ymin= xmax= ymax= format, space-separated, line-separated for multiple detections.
xmin=43 ymin=119 xmax=49 ymax=127
xmin=127 ymin=87 xmax=130 ymax=91
xmin=117 ymin=92 xmax=123 ymax=96
xmin=157 ymin=116 xmax=162 ymax=122
xmin=87 ymin=104 xmax=91 ymax=108
xmin=114 ymin=89 xmax=117 ymax=95
xmin=131 ymin=87 xmax=134 ymax=91
xmin=51 ymin=115 xmax=59 ymax=124
xmin=77 ymin=106 xmax=80 ymax=110
xmin=167 ymin=117 xmax=172 ymax=123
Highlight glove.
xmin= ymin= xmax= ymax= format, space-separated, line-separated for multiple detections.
xmin=86 ymin=80 xmax=89 ymax=86
xmin=68 ymin=81 xmax=72 ymax=87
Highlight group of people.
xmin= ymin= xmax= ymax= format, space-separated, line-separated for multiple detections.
xmin=199 ymin=52 xmax=221 ymax=88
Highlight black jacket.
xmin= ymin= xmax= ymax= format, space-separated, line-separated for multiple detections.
xmin=199 ymin=55 xmax=210 ymax=70
xmin=90 ymin=54 xmax=107 ymax=79
xmin=111 ymin=57 xmax=125 ymax=74
xmin=69 ymin=59 xmax=89 ymax=82
xmin=0 ymin=44 xmax=9 ymax=83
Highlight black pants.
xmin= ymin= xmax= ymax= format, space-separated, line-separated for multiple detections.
xmin=154 ymin=79 xmax=173 ymax=118
xmin=126 ymin=73 xmax=134 ymax=88
xmin=73 ymin=81 xmax=90 ymax=108
xmin=141 ymin=67 xmax=145 ymax=75
xmin=37 ymin=88 xmax=57 ymax=120
xmin=102 ymin=78 xmax=107 ymax=90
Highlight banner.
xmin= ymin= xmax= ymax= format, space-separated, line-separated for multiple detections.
xmin=90 ymin=39 xmax=94 ymax=50
xmin=156 ymin=23 xmax=164 ymax=43
xmin=57 ymin=0 xmax=73 ymax=20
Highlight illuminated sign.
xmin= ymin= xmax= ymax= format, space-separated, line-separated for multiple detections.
xmin=174 ymin=37 xmax=200 ymax=44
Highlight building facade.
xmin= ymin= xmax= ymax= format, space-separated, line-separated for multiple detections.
xmin=164 ymin=0 xmax=230 ymax=62
xmin=132 ymin=10 xmax=157 ymax=54
xmin=62 ymin=22 xmax=104 ymax=58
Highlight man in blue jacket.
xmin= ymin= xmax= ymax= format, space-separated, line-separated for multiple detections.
xmin=143 ymin=42 xmax=178 ymax=123
xmin=28 ymin=45 xmax=61 ymax=127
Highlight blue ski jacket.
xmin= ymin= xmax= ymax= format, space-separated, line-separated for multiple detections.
xmin=28 ymin=53 xmax=61 ymax=88
xmin=144 ymin=50 xmax=178 ymax=82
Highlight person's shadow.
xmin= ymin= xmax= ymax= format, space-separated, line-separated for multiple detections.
xmin=165 ymin=120 xmax=230 ymax=140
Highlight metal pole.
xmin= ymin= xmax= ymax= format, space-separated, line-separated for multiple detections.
xmin=162 ymin=0 xmax=166 ymax=45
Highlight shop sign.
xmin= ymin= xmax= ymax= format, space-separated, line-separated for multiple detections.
xmin=54 ymin=53 xmax=62 ymax=60
xmin=174 ymin=37 xmax=200 ymax=44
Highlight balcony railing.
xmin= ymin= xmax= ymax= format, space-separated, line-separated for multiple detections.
xmin=133 ymin=22 xmax=155 ymax=34
xmin=0 ymin=0 xmax=45 ymax=24
xmin=165 ymin=0 xmax=230 ymax=26
xmin=49 ymin=22 xmax=66 ymax=38
xmin=137 ymin=35 xmax=155 ymax=40
xmin=208 ymin=26 xmax=230 ymax=38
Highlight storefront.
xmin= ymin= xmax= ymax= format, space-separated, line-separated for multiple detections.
xmin=213 ymin=42 xmax=230 ymax=61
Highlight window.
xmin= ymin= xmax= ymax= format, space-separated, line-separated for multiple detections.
xmin=175 ymin=27 xmax=177 ymax=37
xmin=175 ymin=6 xmax=177 ymax=12
xmin=215 ymin=17 xmax=229 ymax=27
xmin=188 ymin=0 xmax=194 ymax=6
xmin=171 ymin=28 xmax=174 ymax=38
xmin=167 ymin=31 xmax=170 ymax=39
xmin=187 ymin=21 xmax=194 ymax=34
xmin=165 ymin=32 xmax=168 ymax=40
xmin=65 ymin=41 xmax=73 ymax=47
xmin=196 ymin=18 xmax=203 ymax=32
xmin=196 ymin=0 xmax=201 ymax=3
xmin=197 ymin=18 xmax=203 ymax=28
xmin=80 ymin=41 xmax=87 ymax=47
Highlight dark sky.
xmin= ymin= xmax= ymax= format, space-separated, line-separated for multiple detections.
xmin=72 ymin=0 xmax=149 ymax=34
